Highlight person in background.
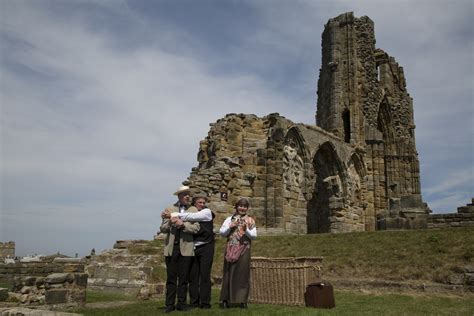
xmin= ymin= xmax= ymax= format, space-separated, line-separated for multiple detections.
xmin=160 ymin=185 xmax=200 ymax=313
xmin=174 ymin=193 xmax=215 ymax=309
xmin=219 ymin=197 xmax=257 ymax=309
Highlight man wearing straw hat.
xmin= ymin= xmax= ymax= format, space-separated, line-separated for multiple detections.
xmin=160 ymin=185 xmax=200 ymax=313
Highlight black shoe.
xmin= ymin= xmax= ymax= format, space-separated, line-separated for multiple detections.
xmin=164 ymin=306 xmax=175 ymax=313
xmin=176 ymin=304 xmax=190 ymax=311
xmin=219 ymin=301 xmax=229 ymax=309
xmin=200 ymin=304 xmax=211 ymax=309
xmin=240 ymin=303 xmax=248 ymax=309
xmin=188 ymin=304 xmax=199 ymax=309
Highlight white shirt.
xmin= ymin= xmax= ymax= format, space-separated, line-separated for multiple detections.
xmin=179 ymin=208 xmax=213 ymax=222
xmin=219 ymin=215 xmax=257 ymax=239
xmin=179 ymin=208 xmax=213 ymax=247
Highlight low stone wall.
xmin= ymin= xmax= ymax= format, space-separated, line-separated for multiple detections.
xmin=0 ymin=258 xmax=85 ymax=284
xmin=0 ymin=262 xmax=64 ymax=285
xmin=0 ymin=307 xmax=81 ymax=316
xmin=86 ymin=240 xmax=165 ymax=299
xmin=44 ymin=272 xmax=87 ymax=306
xmin=1 ymin=258 xmax=87 ymax=307
xmin=428 ymin=199 xmax=474 ymax=229
xmin=428 ymin=213 xmax=474 ymax=228
xmin=7 ymin=272 xmax=87 ymax=307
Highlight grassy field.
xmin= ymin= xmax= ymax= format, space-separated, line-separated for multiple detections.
xmin=4 ymin=227 xmax=472 ymax=315
xmin=135 ymin=226 xmax=474 ymax=285
xmin=139 ymin=227 xmax=474 ymax=287
xmin=71 ymin=289 xmax=474 ymax=315
xmin=207 ymin=227 xmax=474 ymax=284
xmin=69 ymin=227 xmax=472 ymax=315
xmin=144 ymin=227 xmax=474 ymax=284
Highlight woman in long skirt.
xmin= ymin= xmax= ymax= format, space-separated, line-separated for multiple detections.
xmin=219 ymin=197 xmax=257 ymax=308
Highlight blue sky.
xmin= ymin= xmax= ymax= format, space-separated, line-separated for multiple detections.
xmin=1 ymin=0 xmax=473 ymax=257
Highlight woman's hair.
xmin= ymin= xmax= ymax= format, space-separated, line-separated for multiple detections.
xmin=235 ymin=197 xmax=250 ymax=208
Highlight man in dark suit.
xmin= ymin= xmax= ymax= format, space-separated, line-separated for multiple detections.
xmin=178 ymin=193 xmax=215 ymax=309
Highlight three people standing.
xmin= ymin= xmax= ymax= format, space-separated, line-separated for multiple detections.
xmin=160 ymin=187 xmax=257 ymax=311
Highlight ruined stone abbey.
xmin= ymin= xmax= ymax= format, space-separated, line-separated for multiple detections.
xmin=184 ymin=12 xmax=432 ymax=234
xmin=1 ymin=14 xmax=473 ymax=310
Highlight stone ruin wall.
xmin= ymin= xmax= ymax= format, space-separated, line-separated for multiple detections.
xmin=183 ymin=12 xmax=434 ymax=234
xmin=428 ymin=199 xmax=474 ymax=229
xmin=315 ymin=12 xmax=429 ymax=230
xmin=0 ymin=242 xmax=15 ymax=259
xmin=0 ymin=258 xmax=87 ymax=306
xmin=1 ymin=240 xmax=167 ymax=303
xmin=185 ymin=113 xmax=292 ymax=232
xmin=185 ymin=112 xmax=370 ymax=234
xmin=85 ymin=240 xmax=164 ymax=299
xmin=284 ymin=124 xmax=368 ymax=233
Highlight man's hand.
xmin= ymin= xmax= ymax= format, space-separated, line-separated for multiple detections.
xmin=171 ymin=217 xmax=184 ymax=228
xmin=161 ymin=210 xmax=171 ymax=219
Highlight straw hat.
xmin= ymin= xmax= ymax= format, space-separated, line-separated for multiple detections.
xmin=173 ymin=185 xmax=191 ymax=196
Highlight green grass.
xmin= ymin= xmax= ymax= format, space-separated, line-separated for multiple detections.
xmin=70 ymin=227 xmax=473 ymax=315
xmin=70 ymin=228 xmax=473 ymax=315
xmin=208 ymin=227 xmax=474 ymax=284
xmin=0 ymin=281 xmax=11 ymax=289
xmin=131 ymin=227 xmax=473 ymax=285
xmin=71 ymin=289 xmax=474 ymax=315
xmin=85 ymin=290 xmax=137 ymax=303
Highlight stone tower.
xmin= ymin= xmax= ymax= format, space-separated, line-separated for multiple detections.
xmin=184 ymin=12 xmax=430 ymax=234
xmin=316 ymin=12 xmax=430 ymax=230
xmin=0 ymin=241 xmax=15 ymax=259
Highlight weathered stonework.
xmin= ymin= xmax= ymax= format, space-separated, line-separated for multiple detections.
xmin=184 ymin=12 xmax=432 ymax=234
xmin=0 ymin=242 xmax=15 ymax=259
xmin=3 ymin=258 xmax=87 ymax=307
xmin=85 ymin=240 xmax=165 ymax=299
xmin=0 ymin=262 xmax=64 ymax=286
xmin=428 ymin=199 xmax=474 ymax=229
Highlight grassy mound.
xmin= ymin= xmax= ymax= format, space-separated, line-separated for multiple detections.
xmin=146 ymin=227 xmax=473 ymax=285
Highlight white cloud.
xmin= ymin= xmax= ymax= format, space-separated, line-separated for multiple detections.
xmin=425 ymin=170 xmax=473 ymax=196
xmin=428 ymin=193 xmax=473 ymax=214
xmin=1 ymin=1 xmax=300 ymax=256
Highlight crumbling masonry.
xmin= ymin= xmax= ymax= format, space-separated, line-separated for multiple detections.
xmin=0 ymin=242 xmax=15 ymax=259
xmin=184 ymin=12 xmax=432 ymax=233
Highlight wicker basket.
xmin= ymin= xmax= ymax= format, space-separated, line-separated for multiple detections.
xmin=249 ymin=256 xmax=323 ymax=306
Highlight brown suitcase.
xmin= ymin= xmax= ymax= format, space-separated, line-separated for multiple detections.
xmin=304 ymin=282 xmax=336 ymax=308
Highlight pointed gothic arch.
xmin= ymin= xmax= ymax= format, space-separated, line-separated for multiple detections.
xmin=284 ymin=126 xmax=310 ymax=162
xmin=282 ymin=127 xmax=310 ymax=194
xmin=281 ymin=127 xmax=311 ymax=232
xmin=377 ymin=97 xmax=397 ymax=156
xmin=307 ymin=142 xmax=346 ymax=233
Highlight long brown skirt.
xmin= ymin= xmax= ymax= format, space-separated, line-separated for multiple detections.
xmin=219 ymin=248 xmax=251 ymax=304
